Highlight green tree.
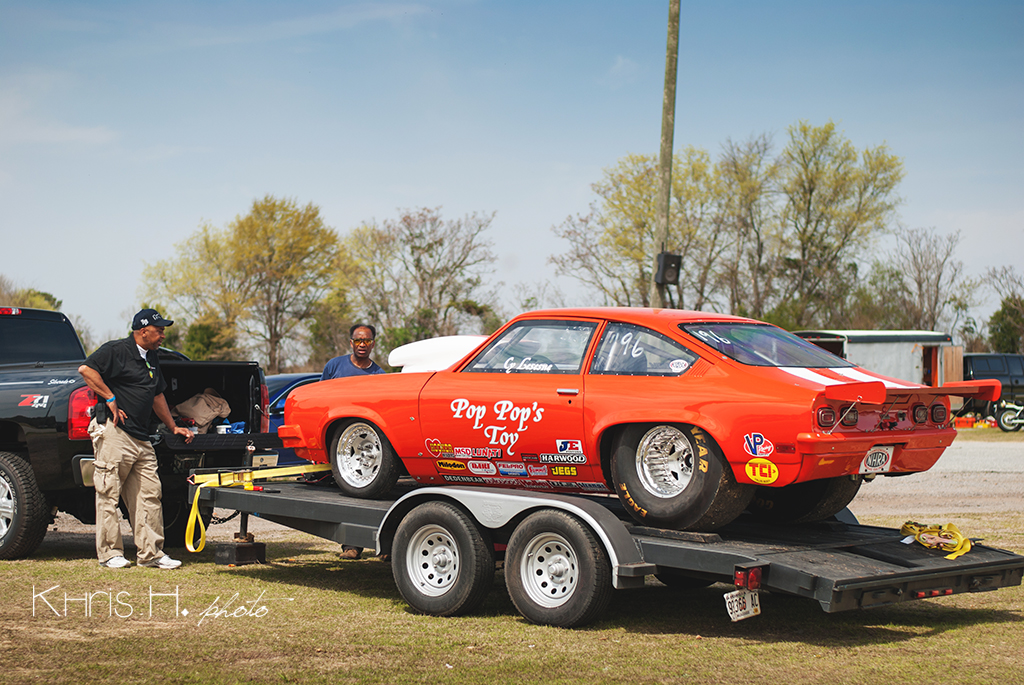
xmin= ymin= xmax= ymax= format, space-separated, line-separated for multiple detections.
xmin=143 ymin=195 xmax=341 ymax=372
xmin=989 ymin=296 xmax=1024 ymax=353
xmin=0 ymin=276 xmax=62 ymax=310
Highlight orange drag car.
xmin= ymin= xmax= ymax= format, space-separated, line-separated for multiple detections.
xmin=280 ymin=308 xmax=998 ymax=531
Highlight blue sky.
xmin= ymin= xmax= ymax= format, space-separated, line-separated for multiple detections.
xmin=1 ymin=0 xmax=1021 ymax=340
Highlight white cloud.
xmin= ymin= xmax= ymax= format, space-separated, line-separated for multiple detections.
xmin=0 ymin=73 xmax=117 ymax=147
xmin=600 ymin=55 xmax=641 ymax=89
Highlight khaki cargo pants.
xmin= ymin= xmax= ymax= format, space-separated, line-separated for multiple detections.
xmin=89 ymin=419 xmax=165 ymax=564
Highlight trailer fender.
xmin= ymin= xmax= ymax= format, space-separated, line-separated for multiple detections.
xmin=378 ymin=486 xmax=656 ymax=589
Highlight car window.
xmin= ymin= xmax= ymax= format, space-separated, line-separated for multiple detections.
xmin=591 ymin=322 xmax=698 ymax=376
xmin=1008 ymin=356 xmax=1024 ymax=376
xmin=680 ymin=322 xmax=854 ymax=368
xmin=465 ymin=320 xmax=597 ymax=374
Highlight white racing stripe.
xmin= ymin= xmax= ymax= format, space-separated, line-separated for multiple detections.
xmin=778 ymin=367 xmax=843 ymax=387
xmin=831 ymin=367 xmax=915 ymax=389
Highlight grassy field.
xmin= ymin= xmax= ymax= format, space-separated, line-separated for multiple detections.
xmin=2 ymin=507 xmax=1021 ymax=685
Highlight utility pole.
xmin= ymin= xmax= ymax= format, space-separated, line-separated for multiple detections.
xmin=649 ymin=0 xmax=680 ymax=309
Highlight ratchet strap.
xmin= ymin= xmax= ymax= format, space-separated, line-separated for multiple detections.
xmin=185 ymin=463 xmax=333 ymax=553
xmin=900 ymin=520 xmax=973 ymax=560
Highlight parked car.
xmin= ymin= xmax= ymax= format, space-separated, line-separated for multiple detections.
xmin=279 ymin=308 xmax=998 ymax=532
xmin=266 ymin=373 xmax=322 ymax=465
xmin=962 ymin=353 xmax=1024 ymax=419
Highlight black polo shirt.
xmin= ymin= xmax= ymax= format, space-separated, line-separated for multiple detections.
xmin=83 ymin=335 xmax=167 ymax=441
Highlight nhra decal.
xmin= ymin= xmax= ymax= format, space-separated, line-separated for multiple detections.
xmin=18 ymin=394 xmax=50 ymax=409
xmin=539 ymin=453 xmax=587 ymax=464
xmin=860 ymin=445 xmax=894 ymax=474
xmin=549 ymin=466 xmax=577 ymax=477
xmin=744 ymin=458 xmax=779 ymax=485
xmin=453 ymin=446 xmax=502 ymax=459
xmin=556 ymin=439 xmax=583 ymax=453
xmin=526 ymin=464 xmax=548 ymax=477
xmin=450 ymin=398 xmax=546 ymax=456
xmin=435 ymin=460 xmax=466 ymax=471
xmin=743 ymin=432 xmax=774 ymax=458
xmin=496 ymin=461 xmax=528 ymax=477
xmin=467 ymin=460 xmax=497 ymax=475
xmin=424 ymin=439 xmax=454 ymax=458
xmin=442 ymin=474 xmax=486 ymax=484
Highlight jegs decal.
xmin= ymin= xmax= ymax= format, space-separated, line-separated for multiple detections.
xmin=549 ymin=466 xmax=577 ymax=477
xmin=449 ymin=398 xmax=546 ymax=456
xmin=18 ymin=394 xmax=50 ymax=409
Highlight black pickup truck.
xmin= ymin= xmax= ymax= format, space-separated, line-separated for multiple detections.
xmin=0 ymin=306 xmax=278 ymax=559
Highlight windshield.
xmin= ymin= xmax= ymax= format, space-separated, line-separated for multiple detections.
xmin=680 ymin=323 xmax=853 ymax=368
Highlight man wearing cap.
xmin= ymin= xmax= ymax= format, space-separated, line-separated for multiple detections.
xmin=78 ymin=308 xmax=194 ymax=569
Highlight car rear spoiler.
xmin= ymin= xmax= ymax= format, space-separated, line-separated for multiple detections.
xmin=823 ymin=379 xmax=1001 ymax=405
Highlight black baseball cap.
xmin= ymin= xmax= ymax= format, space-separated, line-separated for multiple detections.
xmin=132 ymin=308 xmax=174 ymax=330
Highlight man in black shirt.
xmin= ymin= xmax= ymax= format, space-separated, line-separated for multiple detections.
xmin=79 ymin=309 xmax=194 ymax=569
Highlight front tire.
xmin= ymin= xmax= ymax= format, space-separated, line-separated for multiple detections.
xmin=0 ymin=451 xmax=50 ymax=560
xmin=996 ymin=408 xmax=1023 ymax=432
xmin=611 ymin=424 xmax=754 ymax=531
xmin=505 ymin=510 xmax=612 ymax=628
xmin=329 ymin=420 xmax=400 ymax=498
xmin=747 ymin=475 xmax=864 ymax=524
xmin=392 ymin=501 xmax=494 ymax=617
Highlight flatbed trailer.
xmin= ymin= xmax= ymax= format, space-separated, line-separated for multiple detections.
xmin=191 ymin=475 xmax=1024 ymax=627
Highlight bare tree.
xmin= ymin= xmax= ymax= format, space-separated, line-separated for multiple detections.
xmin=893 ymin=227 xmax=970 ymax=331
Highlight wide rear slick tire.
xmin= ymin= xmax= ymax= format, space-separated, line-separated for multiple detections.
xmin=392 ymin=501 xmax=494 ymax=617
xmin=505 ymin=510 xmax=612 ymax=628
xmin=747 ymin=475 xmax=864 ymax=524
xmin=0 ymin=451 xmax=50 ymax=560
xmin=611 ymin=424 xmax=754 ymax=531
xmin=329 ymin=420 xmax=400 ymax=499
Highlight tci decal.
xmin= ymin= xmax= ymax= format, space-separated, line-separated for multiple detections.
xmin=526 ymin=464 xmax=548 ymax=477
xmin=744 ymin=458 xmax=779 ymax=484
xmin=467 ymin=460 xmax=497 ymax=475
xmin=496 ymin=461 xmax=527 ymax=477
xmin=450 ymin=398 xmax=545 ymax=456
xmin=743 ymin=433 xmax=774 ymax=457
xmin=556 ymin=439 xmax=583 ymax=453
xmin=550 ymin=466 xmax=577 ymax=477
xmin=435 ymin=460 xmax=466 ymax=471
xmin=19 ymin=394 xmax=50 ymax=409
xmin=539 ymin=453 xmax=587 ymax=464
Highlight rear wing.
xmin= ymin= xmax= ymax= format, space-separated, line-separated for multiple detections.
xmin=824 ymin=379 xmax=1001 ymax=405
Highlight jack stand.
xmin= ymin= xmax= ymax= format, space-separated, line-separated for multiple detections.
xmin=214 ymin=511 xmax=266 ymax=565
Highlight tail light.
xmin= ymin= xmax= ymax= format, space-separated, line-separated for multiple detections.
xmin=817 ymin=407 xmax=836 ymax=428
xmin=68 ymin=386 xmax=96 ymax=440
xmin=913 ymin=405 xmax=928 ymax=424
xmin=260 ymin=382 xmax=270 ymax=433
xmin=840 ymin=405 xmax=859 ymax=426
xmin=0 ymin=307 xmax=23 ymax=315
xmin=734 ymin=565 xmax=764 ymax=590
xmin=930 ymin=403 xmax=948 ymax=424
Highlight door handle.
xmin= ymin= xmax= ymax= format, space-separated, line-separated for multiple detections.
xmin=556 ymin=388 xmax=580 ymax=396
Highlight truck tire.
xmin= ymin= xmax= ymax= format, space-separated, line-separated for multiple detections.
xmin=0 ymin=451 xmax=50 ymax=560
xmin=747 ymin=476 xmax=863 ymax=524
xmin=392 ymin=501 xmax=494 ymax=617
xmin=329 ymin=420 xmax=400 ymax=499
xmin=611 ymin=424 xmax=754 ymax=531
xmin=505 ymin=509 xmax=612 ymax=628
xmin=996 ymin=408 xmax=1022 ymax=432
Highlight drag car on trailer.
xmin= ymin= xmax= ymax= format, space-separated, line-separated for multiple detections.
xmin=278 ymin=308 xmax=999 ymax=532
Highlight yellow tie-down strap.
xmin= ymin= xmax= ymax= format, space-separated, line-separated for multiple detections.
xmin=186 ymin=463 xmax=333 ymax=553
xmin=900 ymin=520 xmax=973 ymax=560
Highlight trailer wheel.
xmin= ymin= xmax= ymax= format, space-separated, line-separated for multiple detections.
xmin=0 ymin=451 xmax=50 ymax=560
xmin=996 ymin=407 xmax=1022 ymax=432
xmin=747 ymin=475 xmax=863 ymax=524
xmin=611 ymin=424 xmax=754 ymax=531
xmin=505 ymin=509 xmax=612 ymax=628
xmin=329 ymin=420 xmax=400 ymax=498
xmin=392 ymin=501 xmax=494 ymax=617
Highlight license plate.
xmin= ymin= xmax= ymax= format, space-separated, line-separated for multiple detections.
xmin=724 ymin=589 xmax=761 ymax=622
xmin=859 ymin=444 xmax=894 ymax=474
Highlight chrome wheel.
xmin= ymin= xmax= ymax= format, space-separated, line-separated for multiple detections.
xmin=517 ymin=531 xmax=579 ymax=608
xmin=334 ymin=422 xmax=383 ymax=488
xmin=0 ymin=476 xmax=13 ymax=538
xmin=635 ymin=425 xmax=694 ymax=498
xmin=404 ymin=524 xmax=461 ymax=597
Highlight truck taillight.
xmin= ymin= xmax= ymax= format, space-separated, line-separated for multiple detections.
xmin=0 ymin=307 xmax=22 ymax=315
xmin=68 ymin=386 xmax=96 ymax=440
xmin=260 ymin=383 xmax=269 ymax=433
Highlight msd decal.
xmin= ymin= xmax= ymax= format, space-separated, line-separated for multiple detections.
xmin=556 ymin=439 xmax=583 ymax=453
xmin=743 ymin=433 xmax=774 ymax=457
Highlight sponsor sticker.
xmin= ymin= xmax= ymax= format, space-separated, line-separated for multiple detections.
xmin=860 ymin=445 xmax=894 ymax=474
xmin=424 ymin=438 xmax=454 ymax=458
xmin=18 ymin=394 xmax=50 ymax=409
xmin=744 ymin=458 xmax=779 ymax=484
xmin=435 ymin=459 xmax=465 ymax=471
xmin=668 ymin=359 xmax=690 ymax=373
xmin=557 ymin=439 xmax=583 ymax=453
xmin=520 ymin=453 xmax=539 ymax=462
xmin=526 ymin=464 xmax=548 ymax=477
xmin=453 ymin=446 xmax=502 ymax=459
xmin=550 ymin=466 xmax=577 ymax=477
xmin=496 ymin=461 xmax=527 ymax=477
xmin=442 ymin=474 xmax=486 ymax=484
xmin=578 ymin=482 xmax=610 ymax=492
xmin=467 ymin=460 xmax=497 ymax=475
xmin=742 ymin=433 xmax=775 ymax=457
xmin=539 ymin=453 xmax=587 ymax=464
